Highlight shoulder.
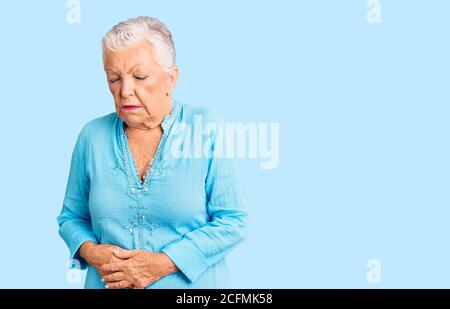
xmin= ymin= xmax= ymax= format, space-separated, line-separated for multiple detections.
xmin=77 ymin=112 xmax=117 ymax=144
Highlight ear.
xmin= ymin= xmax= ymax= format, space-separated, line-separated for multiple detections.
xmin=166 ymin=66 xmax=179 ymax=93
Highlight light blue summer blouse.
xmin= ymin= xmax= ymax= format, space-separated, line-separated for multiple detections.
xmin=57 ymin=101 xmax=249 ymax=288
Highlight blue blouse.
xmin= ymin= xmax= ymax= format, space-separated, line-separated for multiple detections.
xmin=57 ymin=101 xmax=249 ymax=288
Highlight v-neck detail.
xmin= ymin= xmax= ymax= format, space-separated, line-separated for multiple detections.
xmin=117 ymin=100 xmax=181 ymax=196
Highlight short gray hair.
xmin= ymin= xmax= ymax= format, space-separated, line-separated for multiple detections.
xmin=102 ymin=16 xmax=176 ymax=71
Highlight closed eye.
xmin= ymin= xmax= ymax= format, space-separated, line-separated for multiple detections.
xmin=135 ymin=76 xmax=148 ymax=81
xmin=109 ymin=77 xmax=121 ymax=83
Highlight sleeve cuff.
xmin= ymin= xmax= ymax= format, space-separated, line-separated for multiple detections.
xmin=162 ymin=237 xmax=210 ymax=283
xmin=69 ymin=231 xmax=98 ymax=270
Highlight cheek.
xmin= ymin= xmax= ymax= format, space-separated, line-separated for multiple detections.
xmin=144 ymin=78 xmax=167 ymax=96
xmin=109 ymin=85 xmax=121 ymax=101
xmin=135 ymin=83 xmax=159 ymax=102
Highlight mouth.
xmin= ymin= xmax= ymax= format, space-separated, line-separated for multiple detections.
xmin=122 ymin=105 xmax=142 ymax=111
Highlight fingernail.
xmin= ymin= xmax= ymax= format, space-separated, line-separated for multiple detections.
xmin=113 ymin=250 xmax=119 ymax=254
xmin=105 ymin=285 xmax=109 ymax=289
xmin=101 ymin=278 xmax=105 ymax=282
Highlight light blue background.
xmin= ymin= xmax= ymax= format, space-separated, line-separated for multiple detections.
xmin=0 ymin=0 xmax=449 ymax=288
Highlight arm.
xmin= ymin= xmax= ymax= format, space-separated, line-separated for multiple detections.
xmin=57 ymin=128 xmax=98 ymax=269
xmin=161 ymin=113 xmax=250 ymax=283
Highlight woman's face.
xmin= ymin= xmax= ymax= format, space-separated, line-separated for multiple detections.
xmin=103 ymin=40 xmax=178 ymax=129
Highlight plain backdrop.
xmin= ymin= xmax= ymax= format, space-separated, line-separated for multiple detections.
xmin=0 ymin=0 xmax=449 ymax=288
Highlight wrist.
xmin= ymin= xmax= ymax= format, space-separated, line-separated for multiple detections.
xmin=158 ymin=252 xmax=178 ymax=276
xmin=79 ymin=241 xmax=96 ymax=261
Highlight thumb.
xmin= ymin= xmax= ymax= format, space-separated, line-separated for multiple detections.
xmin=112 ymin=249 xmax=135 ymax=259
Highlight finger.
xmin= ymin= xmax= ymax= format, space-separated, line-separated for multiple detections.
xmin=110 ymin=254 xmax=124 ymax=262
xmin=105 ymin=280 xmax=132 ymax=289
xmin=101 ymin=261 xmax=127 ymax=272
xmin=102 ymin=272 xmax=127 ymax=283
xmin=113 ymin=249 xmax=136 ymax=259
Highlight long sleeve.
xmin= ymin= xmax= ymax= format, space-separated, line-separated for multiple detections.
xmin=162 ymin=113 xmax=249 ymax=283
xmin=57 ymin=128 xmax=97 ymax=270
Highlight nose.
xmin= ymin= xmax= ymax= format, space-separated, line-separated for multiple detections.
xmin=120 ymin=77 xmax=135 ymax=98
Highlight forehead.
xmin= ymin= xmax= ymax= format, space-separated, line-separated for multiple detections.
xmin=103 ymin=40 xmax=160 ymax=72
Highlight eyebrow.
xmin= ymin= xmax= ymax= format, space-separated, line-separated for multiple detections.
xmin=105 ymin=64 xmax=145 ymax=74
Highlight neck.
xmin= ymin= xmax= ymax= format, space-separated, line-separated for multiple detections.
xmin=124 ymin=98 xmax=173 ymax=136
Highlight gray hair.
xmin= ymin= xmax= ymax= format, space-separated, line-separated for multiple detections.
xmin=102 ymin=16 xmax=176 ymax=71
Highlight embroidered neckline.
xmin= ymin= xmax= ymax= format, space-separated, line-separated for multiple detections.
xmin=117 ymin=101 xmax=181 ymax=195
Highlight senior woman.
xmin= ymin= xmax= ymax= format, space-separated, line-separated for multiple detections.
xmin=57 ymin=16 xmax=249 ymax=289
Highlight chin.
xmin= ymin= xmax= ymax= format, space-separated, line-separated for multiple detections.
xmin=117 ymin=112 xmax=137 ymax=124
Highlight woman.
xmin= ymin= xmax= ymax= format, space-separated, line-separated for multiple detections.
xmin=57 ymin=16 xmax=249 ymax=289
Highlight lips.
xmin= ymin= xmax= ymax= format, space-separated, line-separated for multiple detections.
xmin=122 ymin=105 xmax=142 ymax=111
